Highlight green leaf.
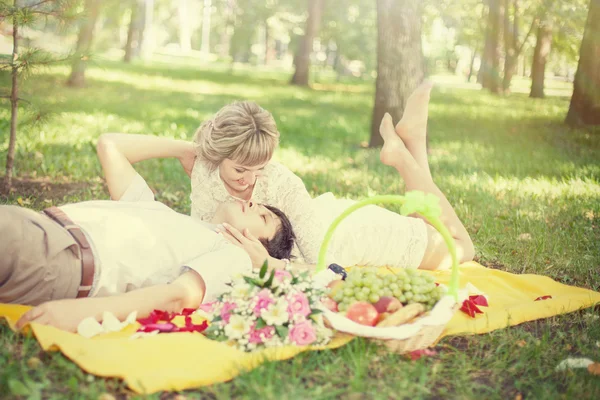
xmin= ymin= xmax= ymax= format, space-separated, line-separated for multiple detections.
xmin=8 ymin=379 xmax=30 ymax=396
xmin=263 ymin=269 xmax=275 ymax=288
xmin=243 ymin=276 xmax=262 ymax=287
xmin=259 ymin=260 xmax=269 ymax=279
xmin=275 ymin=325 xmax=289 ymax=339
xmin=255 ymin=318 xmax=267 ymax=330
xmin=309 ymin=309 xmax=323 ymax=317
xmin=211 ymin=315 xmax=222 ymax=323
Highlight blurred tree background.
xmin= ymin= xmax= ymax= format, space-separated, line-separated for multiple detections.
xmin=0 ymin=0 xmax=598 ymax=187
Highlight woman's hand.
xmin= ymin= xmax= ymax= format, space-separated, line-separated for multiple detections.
xmin=16 ymin=299 xmax=91 ymax=332
xmin=218 ymin=223 xmax=271 ymax=269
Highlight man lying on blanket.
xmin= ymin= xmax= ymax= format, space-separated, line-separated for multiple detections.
xmin=0 ymin=136 xmax=295 ymax=332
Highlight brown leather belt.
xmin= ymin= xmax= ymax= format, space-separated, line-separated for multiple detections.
xmin=42 ymin=206 xmax=95 ymax=298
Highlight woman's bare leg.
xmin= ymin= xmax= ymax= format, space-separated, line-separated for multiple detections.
xmin=379 ymin=113 xmax=474 ymax=268
xmin=394 ymin=81 xmax=434 ymax=179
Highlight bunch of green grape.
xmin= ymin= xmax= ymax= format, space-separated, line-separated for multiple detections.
xmin=330 ymin=267 xmax=446 ymax=312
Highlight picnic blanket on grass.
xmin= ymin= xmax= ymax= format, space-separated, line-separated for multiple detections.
xmin=1 ymin=261 xmax=599 ymax=393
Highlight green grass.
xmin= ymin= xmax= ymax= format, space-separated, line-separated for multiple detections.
xmin=1 ymin=58 xmax=599 ymax=399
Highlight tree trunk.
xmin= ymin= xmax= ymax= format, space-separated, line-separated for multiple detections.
xmin=201 ymin=0 xmax=212 ymax=54
xmin=5 ymin=0 xmax=19 ymax=191
xmin=178 ymin=0 xmax=192 ymax=53
xmin=502 ymin=0 xmax=516 ymax=92
xmin=123 ymin=0 xmax=142 ymax=62
xmin=140 ymin=0 xmax=154 ymax=59
xmin=369 ymin=0 xmax=424 ymax=148
xmin=67 ymin=0 xmax=102 ymax=87
xmin=290 ymin=0 xmax=324 ymax=86
xmin=566 ymin=0 xmax=600 ymax=126
xmin=481 ymin=0 xmax=503 ymax=93
xmin=467 ymin=49 xmax=477 ymax=82
xmin=530 ymin=18 xmax=552 ymax=98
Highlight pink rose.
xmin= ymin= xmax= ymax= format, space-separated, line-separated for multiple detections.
xmin=248 ymin=325 xmax=275 ymax=344
xmin=198 ymin=301 xmax=217 ymax=313
xmin=288 ymin=321 xmax=317 ymax=346
xmin=274 ymin=269 xmax=292 ymax=282
xmin=287 ymin=292 xmax=311 ymax=318
xmin=253 ymin=289 xmax=275 ymax=317
xmin=220 ymin=301 xmax=237 ymax=323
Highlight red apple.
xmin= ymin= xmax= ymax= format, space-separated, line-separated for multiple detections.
xmin=346 ymin=302 xmax=379 ymax=326
xmin=321 ymin=297 xmax=339 ymax=312
xmin=373 ymin=296 xmax=403 ymax=314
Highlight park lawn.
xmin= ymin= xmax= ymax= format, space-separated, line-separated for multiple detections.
xmin=0 ymin=58 xmax=599 ymax=399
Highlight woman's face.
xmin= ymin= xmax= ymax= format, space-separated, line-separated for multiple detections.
xmin=219 ymin=158 xmax=267 ymax=193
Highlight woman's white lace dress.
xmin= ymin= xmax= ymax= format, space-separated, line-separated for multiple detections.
xmin=190 ymin=160 xmax=428 ymax=268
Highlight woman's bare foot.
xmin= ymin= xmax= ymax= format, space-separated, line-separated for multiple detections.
xmin=395 ymin=81 xmax=433 ymax=142
xmin=379 ymin=113 xmax=416 ymax=168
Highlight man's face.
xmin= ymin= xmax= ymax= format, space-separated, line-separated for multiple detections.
xmin=212 ymin=200 xmax=279 ymax=241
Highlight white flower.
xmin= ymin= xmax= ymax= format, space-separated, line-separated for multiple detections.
xmin=224 ymin=315 xmax=252 ymax=340
xmin=262 ymin=299 xmax=289 ymax=326
xmin=231 ymin=282 xmax=253 ymax=299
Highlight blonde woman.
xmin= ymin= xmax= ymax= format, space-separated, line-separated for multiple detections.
xmin=191 ymin=88 xmax=473 ymax=272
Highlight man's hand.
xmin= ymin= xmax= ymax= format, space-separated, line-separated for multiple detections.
xmin=16 ymin=299 xmax=91 ymax=332
xmin=218 ymin=223 xmax=270 ymax=269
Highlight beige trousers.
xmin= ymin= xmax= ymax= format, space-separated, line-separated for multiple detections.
xmin=0 ymin=205 xmax=81 ymax=306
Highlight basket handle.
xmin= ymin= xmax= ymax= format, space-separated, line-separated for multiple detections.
xmin=314 ymin=193 xmax=460 ymax=300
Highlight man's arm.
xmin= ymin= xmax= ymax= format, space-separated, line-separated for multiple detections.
xmin=96 ymin=133 xmax=195 ymax=200
xmin=15 ymin=271 xmax=205 ymax=332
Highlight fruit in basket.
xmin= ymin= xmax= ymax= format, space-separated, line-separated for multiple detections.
xmin=376 ymin=303 xmax=426 ymax=328
xmin=345 ymin=302 xmax=379 ymax=326
xmin=327 ymin=279 xmax=344 ymax=298
xmin=321 ymin=297 xmax=339 ymax=312
xmin=373 ymin=296 xmax=403 ymax=314
xmin=328 ymin=267 xmax=445 ymax=312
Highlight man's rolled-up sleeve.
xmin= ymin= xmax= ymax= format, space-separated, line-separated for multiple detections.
xmin=181 ymin=243 xmax=252 ymax=302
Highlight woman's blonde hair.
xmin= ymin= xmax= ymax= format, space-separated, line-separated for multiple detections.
xmin=193 ymin=101 xmax=280 ymax=170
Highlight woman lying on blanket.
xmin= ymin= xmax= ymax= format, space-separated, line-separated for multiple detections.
xmin=102 ymin=82 xmax=474 ymax=271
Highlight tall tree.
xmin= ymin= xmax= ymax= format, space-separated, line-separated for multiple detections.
xmin=124 ymin=0 xmax=143 ymax=62
xmin=201 ymin=0 xmax=212 ymax=54
xmin=67 ymin=0 xmax=102 ymax=87
xmin=369 ymin=0 xmax=424 ymax=147
xmin=290 ymin=0 xmax=324 ymax=86
xmin=481 ymin=0 xmax=504 ymax=93
xmin=566 ymin=0 xmax=600 ymax=126
xmin=2 ymin=0 xmax=78 ymax=190
xmin=529 ymin=14 xmax=551 ymax=98
xmin=502 ymin=0 xmax=537 ymax=92
xmin=178 ymin=0 xmax=192 ymax=52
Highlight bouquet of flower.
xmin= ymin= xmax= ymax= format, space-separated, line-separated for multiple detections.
xmin=201 ymin=263 xmax=334 ymax=352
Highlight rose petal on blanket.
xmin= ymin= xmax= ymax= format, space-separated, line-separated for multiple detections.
xmin=556 ymin=358 xmax=595 ymax=371
xmin=469 ymin=295 xmax=489 ymax=307
xmin=77 ymin=317 xmax=104 ymax=338
xmin=535 ymin=295 xmax=552 ymax=301
xmin=138 ymin=322 xmax=177 ymax=333
xmin=460 ymin=298 xmax=484 ymax=318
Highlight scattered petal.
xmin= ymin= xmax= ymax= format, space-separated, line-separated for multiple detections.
xmin=77 ymin=317 xmax=103 ymax=338
xmin=465 ymin=282 xmax=484 ymax=296
xmin=130 ymin=330 xmax=160 ymax=340
xmin=137 ymin=322 xmax=177 ymax=333
xmin=101 ymin=311 xmax=123 ymax=332
xmin=556 ymin=358 xmax=594 ymax=371
xmin=407 ymin=348 xmax=437 ymax=361
xmin=460 ymin=298 xmax=484 ymax=318
xmin=535 ymin=295 xmax=552 ymax=301
xmin=469 ymin=295 xmax=489 ymax=307
xmin=588 ymin=363 xmax=600 ymax=375
xmin=518 ymin=233 xmax=532 ymax=241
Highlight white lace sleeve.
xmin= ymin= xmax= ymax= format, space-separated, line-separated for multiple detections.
xmin=267 ymin=165 xmax=326 ymax=264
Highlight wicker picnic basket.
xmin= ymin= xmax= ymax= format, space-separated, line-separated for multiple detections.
xmin=315 ymin=194 xmax=462 ymax=354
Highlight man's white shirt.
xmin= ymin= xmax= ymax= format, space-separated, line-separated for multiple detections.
xmin=59 ymin=173 xmax=251 ymax=301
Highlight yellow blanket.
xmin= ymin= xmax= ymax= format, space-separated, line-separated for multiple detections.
xmin=1 ymin=262 xmax=599 ymax=393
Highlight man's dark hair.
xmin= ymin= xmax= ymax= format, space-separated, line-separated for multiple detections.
xmin=260 ymin=205 xmax=296 ymax=260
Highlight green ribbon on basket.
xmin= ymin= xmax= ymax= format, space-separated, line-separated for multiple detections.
xmin=315 ymin=192 xmax=460 ymax=301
